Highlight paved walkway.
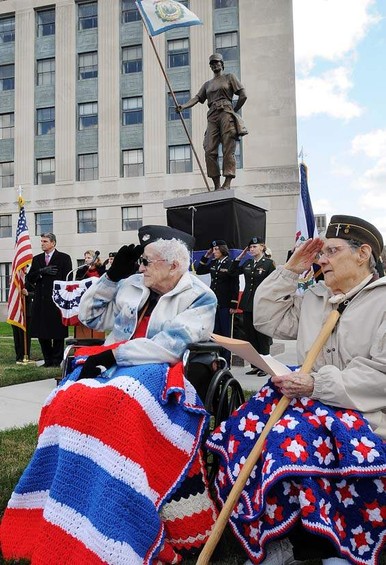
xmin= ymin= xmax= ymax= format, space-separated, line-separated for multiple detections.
xmin=0 ymin=340 xmax=297 ymax=431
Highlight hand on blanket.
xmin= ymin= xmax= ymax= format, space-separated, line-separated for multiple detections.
xmin=79 ymin=350 xmax=116 ymax=379
xmin=107 ymin=244 xmax=143 ymax=282
xmin=272 ymin=372 xmax=314 ymax=399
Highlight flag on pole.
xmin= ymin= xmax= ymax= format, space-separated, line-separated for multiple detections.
xmin=296 ymin=162 xmax=318 ymax=245
xmin=135 ymin=0 xmax=202 ymax=36
xmin=295 ymin=163 xmax=318 ymax=292
xmin=7 ymin=196 xmax=33 ymax=330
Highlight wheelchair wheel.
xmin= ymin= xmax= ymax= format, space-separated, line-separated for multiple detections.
xmin=203 ymin=368 xmax=245 ymax=484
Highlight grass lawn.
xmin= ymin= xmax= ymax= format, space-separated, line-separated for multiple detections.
xmin=0 ymin=322 xmax=62 ymax=388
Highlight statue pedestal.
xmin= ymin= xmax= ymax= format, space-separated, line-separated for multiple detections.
xmin=163 ymin=188 xmax=269 ymax=251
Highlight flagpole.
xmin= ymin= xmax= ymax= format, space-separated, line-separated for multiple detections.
xmin=21 ymin=291 xmax=29 ymax=362
xmin=141 ymin=28 xmax=211 ymax=192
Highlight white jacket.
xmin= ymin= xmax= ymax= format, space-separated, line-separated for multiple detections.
xmin=79 ymin=272 xmax=217 ymax=367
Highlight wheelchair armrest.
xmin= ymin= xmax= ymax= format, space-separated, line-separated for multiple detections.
xmin=65 ymin=338 xmax=105 ymax=347
xmin=186 ymin=341 xmax=223 ymax=354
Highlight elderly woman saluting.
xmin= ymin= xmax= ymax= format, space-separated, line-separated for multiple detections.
xmin=206 ymin=215 xmax=386 ymax=565
xmin=1 ymin=226 xmax=219 ymax=565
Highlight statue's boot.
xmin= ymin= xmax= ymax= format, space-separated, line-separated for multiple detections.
xmin=221 ymin=176 xmax=232 ymax=189
xmin=213 ymin=176 xmax=222 ymax=190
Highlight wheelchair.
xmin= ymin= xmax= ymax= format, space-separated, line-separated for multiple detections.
xmin=58 ymin=338 xmax=245 ymax=482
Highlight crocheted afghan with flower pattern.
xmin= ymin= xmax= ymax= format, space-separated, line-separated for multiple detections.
xmin=207 ymin=381 xmax=386 ymax=565
xmin=0 ymin=362 xmax=217 ymax=564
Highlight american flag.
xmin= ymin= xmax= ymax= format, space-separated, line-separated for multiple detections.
xmin=7 ymin=197 xmax=33 ymax=330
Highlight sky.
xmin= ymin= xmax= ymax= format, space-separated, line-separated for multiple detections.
xmin=292 ymin=0 xmax=386 ymax=242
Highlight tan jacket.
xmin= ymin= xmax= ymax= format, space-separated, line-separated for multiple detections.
xmin=253 ymin=266 xmax=386 ymax=439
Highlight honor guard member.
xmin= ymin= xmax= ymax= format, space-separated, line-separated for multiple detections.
xmin=230 ymin=236 xmax=275 ymax=374
xmin=196 ymin=240 xmax=239 ymax=363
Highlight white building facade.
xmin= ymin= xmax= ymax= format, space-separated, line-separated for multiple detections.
xmin=0 ymin=0 xmax=299 ymax=311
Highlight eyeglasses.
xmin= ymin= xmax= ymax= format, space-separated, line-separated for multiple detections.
xmin=138 ymin=256 xmax=167 ymax=267
xmin=316 ymin=245 xmax=351 ymax=260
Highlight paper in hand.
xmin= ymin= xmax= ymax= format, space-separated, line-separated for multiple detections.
xmin=211 ymin=333 xmax=293 ymax=377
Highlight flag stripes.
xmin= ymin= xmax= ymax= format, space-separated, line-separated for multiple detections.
xmin=7 ymin=199 xmax=33 ymax=330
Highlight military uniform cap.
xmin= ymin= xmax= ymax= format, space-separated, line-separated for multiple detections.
xmin=211 ymin=239 xmax=226 ymax=247
xmin=248 ymin=236 xmax=264 ymax=246
xmin=209 ymin=53 xmax=223 ymax=63
xmin=138 ymin=225 xmax=195 ymax=250
xmin=108 ymin=252 xmax=117 ymax=258
xmin=326 ymin=215 xmax=383 ymax=259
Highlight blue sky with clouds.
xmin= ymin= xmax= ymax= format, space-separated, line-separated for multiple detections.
xmin=293 ymin=0 xmax=386 ymax=240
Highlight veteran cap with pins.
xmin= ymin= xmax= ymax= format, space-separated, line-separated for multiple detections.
xmin=138 ymin=225 xmax=195 ymax=250
xmin=326 ymin=215 xmax=383 ymax=259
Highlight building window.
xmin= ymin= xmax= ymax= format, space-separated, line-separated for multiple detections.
xmin=167 ymin=39 xmax=189 ymax=68
xmin=78 ymin=2 xmax=98 ymax=30
xmin=35 ymin=212 xmax=53 ymax=235
xmin=36 ymin=8 xmax=55 ymax=37
xmin=214 ymin=0 xmax=237 ymax=7
xmin=121 ymin=0 xmax=141 ymax=23
xmin=122 ymin=206 xmax=143 ymax=231
xmin=122 ymin=149 xmax=144 ymax=177
xmin=37 ymin=107 xmax=55 ymax=135
xmin=215 ymin=32 xmax=238 ymax=61
xmin=122 ymin=97 xmax=143 ymax=125
xmin=0 ymin=64 xmax=14 ymax=91
xmin=78 ymin=153 xmax=98 ymax=181
xmin=77 ymin=209 xmax=96 ymax=233
xmin=0 ymin=162 xmax=14 ymax=188
xmin=0 ymin=15 xmax=15 ymax=44
xmin=168 ymin=145 xmax=192 ymax=173
xmin=0 ymin=262 xmax=11 ymax=302
xmin=78 ymin=102 xmax=98 ymax=130
xmin=0 ymin=215 xmax=12 ymax=238
xmin=122 ymin=45 xmax=142 ymax=74
xmin=168 ymin=91 xmax=190 ymax=121
xmin=37 ymin=58 xmax=55 ymax=86
xmin=78 ymin=51 xmax=98 ymax=80
xmin=36 ymin=158 xmax=55 ymax=185
xmin=0 ymin=113 xmax=14 ymax=140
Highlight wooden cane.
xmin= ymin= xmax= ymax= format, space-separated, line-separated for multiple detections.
xmin=197 ymin=309 xmax=340 ymax=564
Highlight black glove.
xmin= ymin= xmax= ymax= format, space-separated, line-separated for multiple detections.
xmin=107 ymin=244 xmax=143 ymax=282
xmin=79 ymin=349 xmax=116 ymax=379
xmin=39 ymin=265 xmax=59 ymax=276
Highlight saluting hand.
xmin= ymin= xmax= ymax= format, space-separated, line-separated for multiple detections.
xmin=236 ymin=246 xmax=249 ymax=261
xmin=284 ymin=238 xmax=323 ymax=274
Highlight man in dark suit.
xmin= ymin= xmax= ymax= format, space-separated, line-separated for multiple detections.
xmin=27 ymin=233 xmax=72 ymax=367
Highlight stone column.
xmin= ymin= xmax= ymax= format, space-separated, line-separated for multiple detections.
xmin=98 ymin=0 xmax=120 ymax=180
xmin=55 ymin=0 xmax=76 ymax=184
xmin=14 ymin=7 xmax=35 ymax=188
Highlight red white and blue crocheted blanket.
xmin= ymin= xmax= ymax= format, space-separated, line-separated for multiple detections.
xmin=0 ymin=362 xmax=217 ymax=564
xmin=207 ymin=381 xmax=386 ymax=565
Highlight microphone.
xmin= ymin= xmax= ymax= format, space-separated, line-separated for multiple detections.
xmin=90 ymin=250 xmax=100 ymax=265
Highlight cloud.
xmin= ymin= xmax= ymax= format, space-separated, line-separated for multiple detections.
xmin=293 ymin=0 xmax=380 ymax=119
xmin=293 ymin=0 xmax=380 ymax=74
xmin=351 ymin=131 xmax=386 ymax=202
xmin=351 ymin=129 xmax=386 ymax=158
xmin=296 ymin=67 xmax=363 ymax=119
xmin=313 ymin=198 xmax=334 ymax=215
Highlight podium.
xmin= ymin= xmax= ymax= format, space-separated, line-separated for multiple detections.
xmin=164 ymin=188 xmax=268 ymax=256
